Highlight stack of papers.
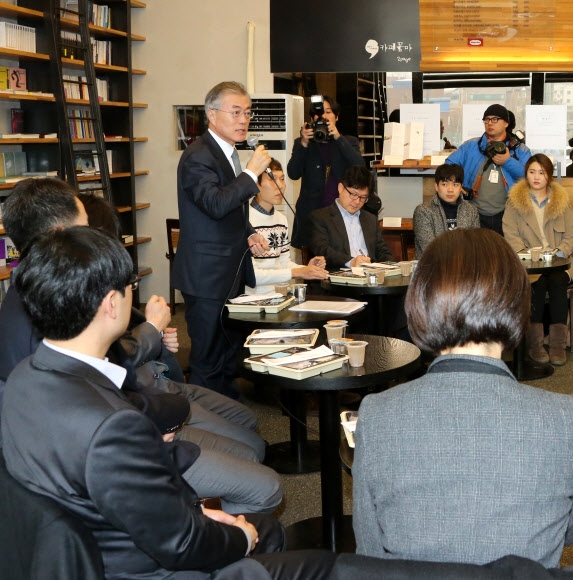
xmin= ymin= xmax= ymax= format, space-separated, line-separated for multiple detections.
xmin=340 ymin=410 xmax=358 ymax=448
xmin=288 ymin=300 xmax=366 ymax=315
xmin=226 ymin=293 xmax=294 ymax=313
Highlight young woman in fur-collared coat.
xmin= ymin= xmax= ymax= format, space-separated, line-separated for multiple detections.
xmin=503 ymin=153 xmax=573 ymax=365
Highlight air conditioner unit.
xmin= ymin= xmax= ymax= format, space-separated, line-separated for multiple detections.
xmin=236 ymin=94 xmax=304 ymax=238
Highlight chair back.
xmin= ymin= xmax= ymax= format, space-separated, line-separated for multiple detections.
xmin=166 ymin=218 xmax=180 ymax=262
xmin=0 ymin=454 xmax=105 ymax=580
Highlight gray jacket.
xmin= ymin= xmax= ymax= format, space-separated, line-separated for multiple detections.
xmin=353 ymin=354 xmax=573 ymax=568
xmin=413 ymin=194 xmax=480 ymax=259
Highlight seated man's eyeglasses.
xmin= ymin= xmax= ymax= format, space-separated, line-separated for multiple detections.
xmin=127 ymin=275 xmax=141 ymax=291
xmin=212 ymin=108 xmax=255 ymax=120
xmin=483 ymin=117 xmax=502 ymax=124
xmin=343 ymin=184 xmax=369 ymax=202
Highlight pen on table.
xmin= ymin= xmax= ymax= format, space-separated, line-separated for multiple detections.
xmin=359 ymin=249 xmax=365 ymax=256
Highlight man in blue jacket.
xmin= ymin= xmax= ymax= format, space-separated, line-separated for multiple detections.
xmin=446 ymin=104 xmax=530 ymax=234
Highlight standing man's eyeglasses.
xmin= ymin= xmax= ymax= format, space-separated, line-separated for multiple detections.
xmin=343 ymin=184 xmax=369 ymax=202
xmin=212 ymin=108 xmax=254 ymax=120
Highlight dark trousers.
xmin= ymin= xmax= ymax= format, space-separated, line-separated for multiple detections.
xmin=479 ymin=211 xmax=504 ymax=235
xmin=531 ymin=271 xmax=569 ymax=325
xmin=182 ymin=293 xmax=241 ymax=400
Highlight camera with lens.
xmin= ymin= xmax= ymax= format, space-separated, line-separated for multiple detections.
xmin=308 ymin=95 xmax=330 ymax=144
xmin=485 ymin=140 xmax=507 ymax=159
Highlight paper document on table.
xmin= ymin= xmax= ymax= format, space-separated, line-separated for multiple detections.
xmin=229 ymin=292 xmax=282 ymax=304
xmin=340 ymin=411 xmax=358 ymax=448
xmin=289 ymin=301 xmax=367 ymax=315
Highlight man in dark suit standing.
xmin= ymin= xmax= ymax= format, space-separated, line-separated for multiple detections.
xmin=2 ymin=226 xmax=337 ymax=579
xmin=173 ymin=82 xmax=271 ymax=398
xmin=308 ymin=165 xmax=393 ymax=270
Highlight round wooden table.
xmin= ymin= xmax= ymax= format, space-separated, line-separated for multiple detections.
xmin=321 ymin=276 xmax=411 ymax=335
xmin=231 ymin=296 xmax=367 ymax=475
xmin=514 ymin=256 xmax=571 ymax=381
xmin=244 ymin=334 xmax=421 ymax=553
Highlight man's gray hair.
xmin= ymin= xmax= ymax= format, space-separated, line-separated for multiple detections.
xmin=204 ymin=81 xmax=251 ymax=112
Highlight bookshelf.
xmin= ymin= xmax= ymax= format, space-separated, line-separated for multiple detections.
xmin=0 ymin=0 xmax=150 ymax=282
xmin=336 ymin=72 xmax=384 ymax=165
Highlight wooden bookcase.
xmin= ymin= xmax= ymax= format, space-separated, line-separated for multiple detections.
xmin=336 ymin=72 xmax=384 ymax=165
xmin=0 ymin=0 xmax=150 ymax=279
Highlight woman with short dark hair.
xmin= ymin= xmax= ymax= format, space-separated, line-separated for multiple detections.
xmin=353 ymin=228 xmax=573 ymax=568
xmin=503 ymin=153 xmax=573 ymax=365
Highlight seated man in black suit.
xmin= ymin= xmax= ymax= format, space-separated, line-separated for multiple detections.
xmin=0 ymin=179 xmax=282 ymax=514
xmin=308 ymin=165 xmax=393 ymax=270
xmin=309 ymin=166 xmax=410 ymax=339
xmin=1 ymin=226 xmax=336 ymax=579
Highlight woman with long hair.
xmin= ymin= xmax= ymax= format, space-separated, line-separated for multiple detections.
xmin=503 ymin=153 xmax=573 ymax=365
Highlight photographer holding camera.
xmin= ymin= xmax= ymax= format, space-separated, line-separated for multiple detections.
xmin=287 ymin=95 xmax=364 ymax=248
xmin=446 ymin=104 xmax=531 ymax=235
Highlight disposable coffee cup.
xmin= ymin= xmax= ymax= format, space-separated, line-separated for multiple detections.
xmin=529 ymin=248 xmax=541 ymax=261
xmin=346 ymin=340 xmax=368 ymax=367
xmin=366 ymin=271 xmax=378 ymax=286
xmin=324 ymin=321 xmax=347 ymax=340
xmin=399 ymin=261 xmax=412 ymax=276
xmin=291 ymin=283 xmax=307 ymax=303
xmin=376 ymin=271 xmax=386 ymax=284
xmin=274 ymin=283 xmax=290 ymax=296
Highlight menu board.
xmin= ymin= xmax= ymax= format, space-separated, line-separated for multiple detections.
xmin=419 ymin=0 xmax=570 ymax=70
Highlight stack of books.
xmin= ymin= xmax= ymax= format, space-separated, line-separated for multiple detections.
xmin=245 ymin=345 xmax=348 ymax=380
xmin=244 ymin=328 xmax=319 ymax=354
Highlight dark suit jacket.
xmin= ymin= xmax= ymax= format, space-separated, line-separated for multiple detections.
xmin=1 ymin=344 xmax=249 ymax=578
xmin=287 ymin=135 xmax=364 ymax=248
xmin=308 ymin=202 xmax=393 ymax=270
xmin=172 ymin=130 xmax=260 ymax=299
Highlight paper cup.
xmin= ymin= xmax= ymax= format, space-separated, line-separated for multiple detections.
xmin=376 ymin=271 xmax=386 ymax=284
xmin=324 ymin=321 xmax=347 ymax=340
xmin=541 ymin=251 xmax=553 ymax=262
xmin=328 ymin=338 xmax=347 ymax=354
xmin=346 ymin=340 xmax=368 ymax=367
xmin=398 ymin=261 xmax=412 ymax=276
xmin=274 ymin=283 xmax=290 ymax=296
xmin=529 ymin=248 xmax=541 ymax=261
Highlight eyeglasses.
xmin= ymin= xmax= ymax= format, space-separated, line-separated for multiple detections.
xmin=483 ymin=117 xmax=502 ymax=124
xmin=212 ymin=108 xmax=254 ymax=120
xmin=343 ymin=184 xmax=369 ymax=202
xmin=127 ymin=275 xmax=141 ymax=291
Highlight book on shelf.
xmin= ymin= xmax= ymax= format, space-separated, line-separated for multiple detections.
xmin=122 ymin=234 xmax=134 ymax=245
xmin=245 ymin=345 xmax=348 ymax=380
xmin=226 ymin=293 xmax=295 ymax=314
xmin=0 ymin=237 xmax=5 ymax=267
xmin=0 ymin=133 xmax=40 ymax=139
xmin=68 ymin=108 xmax=94 ymax=139
xmin=9 ymin=68 xmax=26 ymax=91
xmin=244 ymin=328 xmax=319 ymax=354
xmin=22 ymin=171 xmax=59 ymax=178
xmin=0 ymin=67 xmax=7 ymax=90
xmin=0 ymin=22 xmax=36 ymax=53
xmin=5 ymin=236 xmax=19 ymax=265
xmin=74 ymin=150 xmax=113 ymax=174
xmin=10 ymin=108 xmax=23 ymax=134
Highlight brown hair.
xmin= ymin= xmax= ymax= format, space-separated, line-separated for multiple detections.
xmin=405 ymin=228 xmax=530 ymax=353
xmin=525 ymin=153 xmax=554 ymax=189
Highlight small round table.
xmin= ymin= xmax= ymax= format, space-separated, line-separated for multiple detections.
xmin=244 ymin=334 xmax=421 ymax=553
xmin=230 ymin=296 xmax=367 ymax=475
xmin=514 ymin=256 xmax=571 ymax=381
xmin=322 ymin=276 xmax=411 ymax=335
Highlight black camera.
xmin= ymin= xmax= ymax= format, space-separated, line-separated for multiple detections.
xmin=485 ymin=140 xmax=507 ymax=159
xmin=309 ymin=95 xmax=330 ymax=144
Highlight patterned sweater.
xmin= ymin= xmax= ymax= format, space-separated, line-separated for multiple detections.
xmin=245 ymin=203 xmax=299 ymax=295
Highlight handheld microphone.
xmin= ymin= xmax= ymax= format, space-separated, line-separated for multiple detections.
xmin=246 ymin=135 xmax=273 ymax=177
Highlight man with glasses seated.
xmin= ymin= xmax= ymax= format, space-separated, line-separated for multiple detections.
xmin=445 ymin=104 xmax=531 ymax=235
xmin=308 ymin=165 xmax=393 ymax=270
